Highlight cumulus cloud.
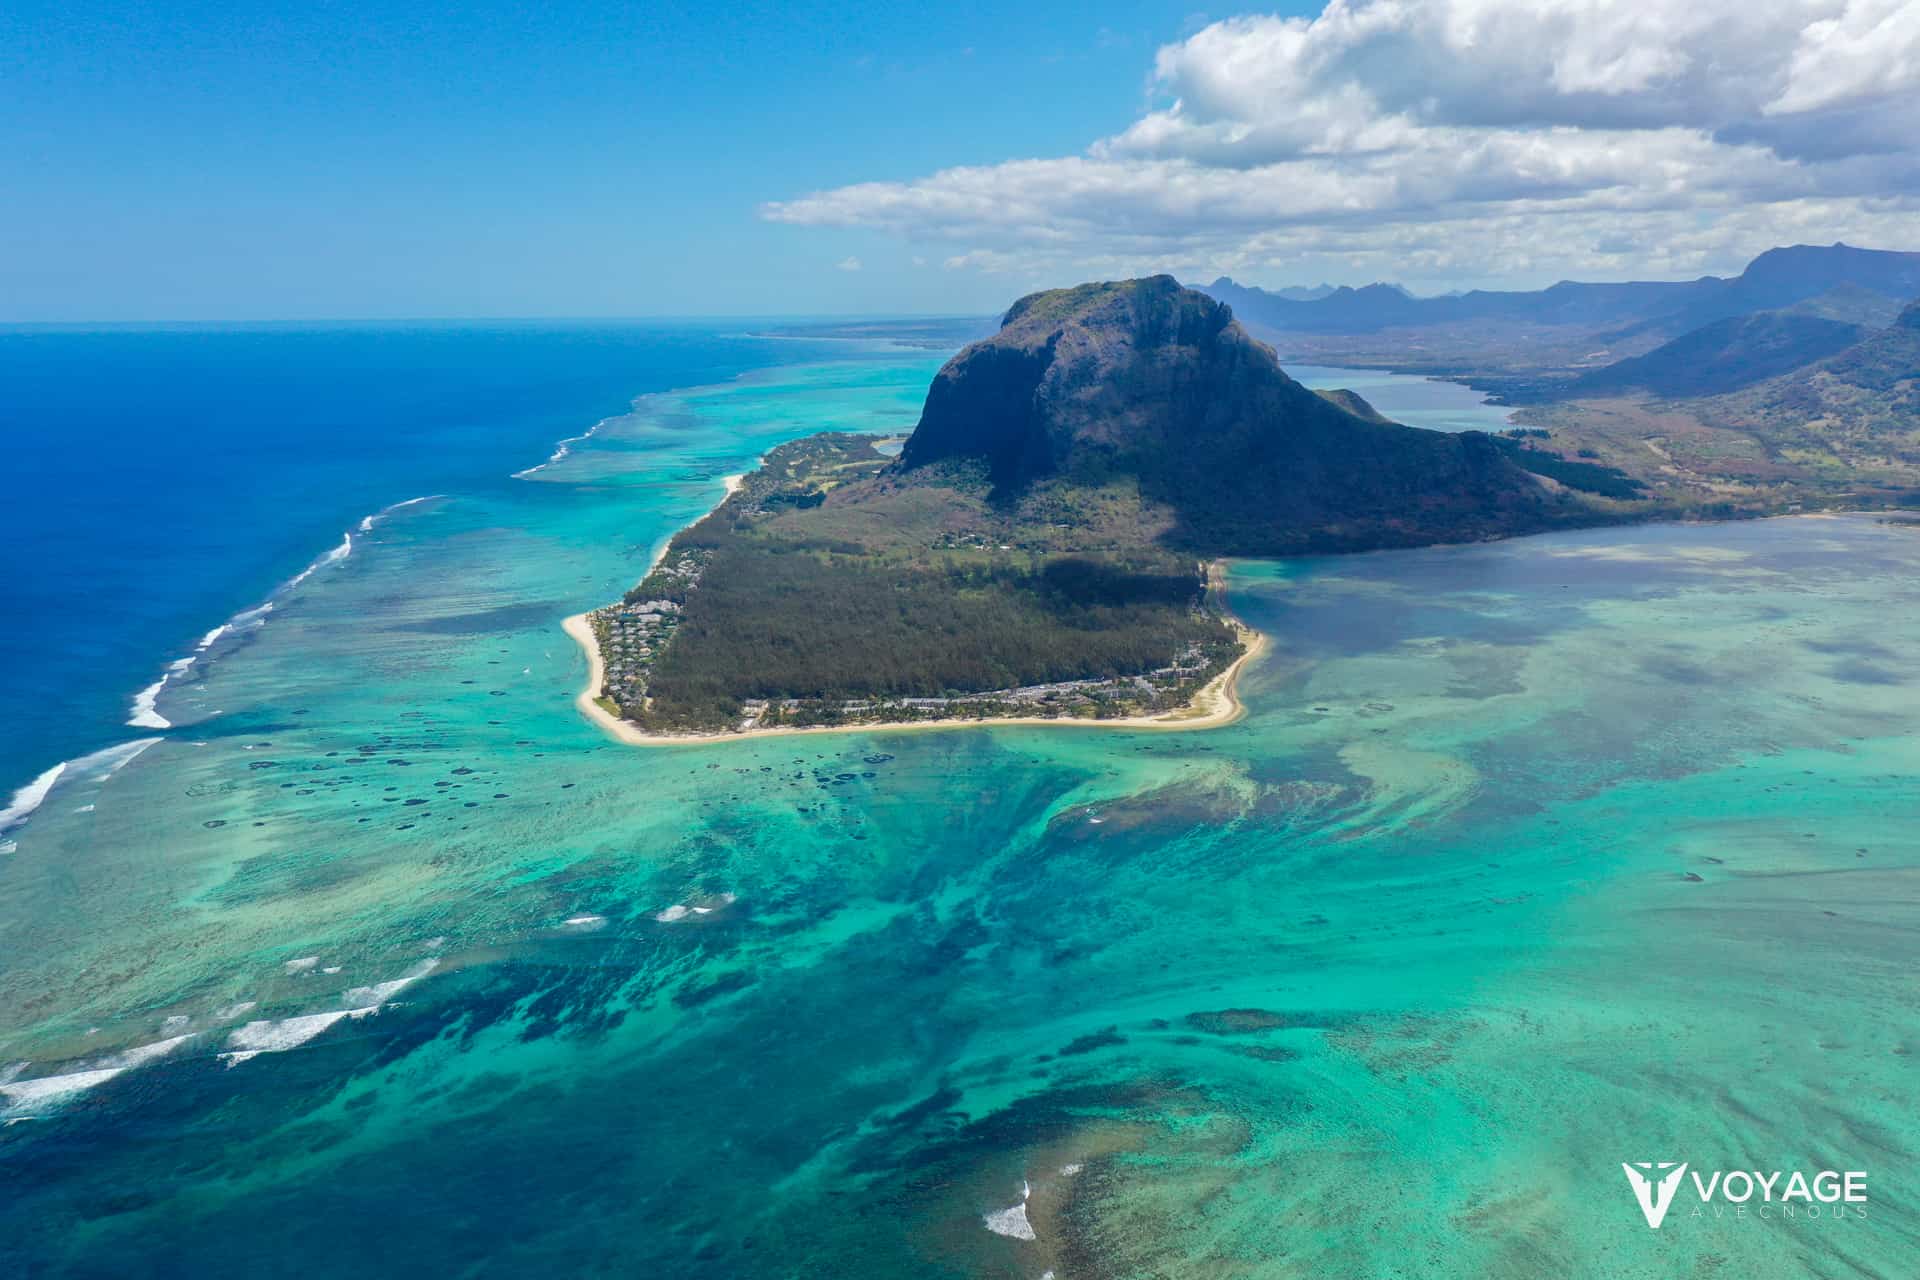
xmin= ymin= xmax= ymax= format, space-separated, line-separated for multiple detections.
xmin=765 ymin=0 xmax=1920 ymax=288
xmin=1770 ymin=0 xmax=1920 ymax=115
xmin=835 ymin=256 xmax=863 ymax=272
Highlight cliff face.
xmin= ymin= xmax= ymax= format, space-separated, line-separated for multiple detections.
xmin=900 ymin=276 xmax=1578 ymax=554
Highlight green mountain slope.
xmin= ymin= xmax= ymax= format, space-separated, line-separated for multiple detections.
xmin=587 ymin=279 xmax=1626 ymax=733
xmin=1312 ymin=387 xmax=1394 ymax=422
xmin=1570 ymin=310 xmax=1867 ymax=399
xmin=1699 ymin=302 xmax=1920 ymax=453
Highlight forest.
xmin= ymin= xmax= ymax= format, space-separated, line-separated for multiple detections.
xmin=597 ymin=432 xmax=1243 ymax=732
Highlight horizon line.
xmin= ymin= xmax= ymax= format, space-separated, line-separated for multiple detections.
xmin=0 ymin=311 xmax=999 ymax=329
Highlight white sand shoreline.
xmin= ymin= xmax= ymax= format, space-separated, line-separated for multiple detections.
xmin=565 ymin=611 xmax=1264 ymax=747
xmin=562 ymin=471 xmax=1267 ymax=747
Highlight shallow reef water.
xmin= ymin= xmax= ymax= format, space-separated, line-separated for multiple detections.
xmin=2 ymin=345 xmax=1915 ymax=1278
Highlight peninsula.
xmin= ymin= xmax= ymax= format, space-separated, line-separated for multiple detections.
xmin=569 ymin=277 xmax=1627 ymax=741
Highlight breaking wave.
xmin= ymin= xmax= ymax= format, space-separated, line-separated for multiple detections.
xmin=511 ymin=416 xmax=613 ymax=478
xmin=0 ymin=1033 xmax=196 ymax=1117
xmin=0 ymin=738 xmax=161 ymax=848
xmin=222 ymin=958 xmax=441 ymax=1067
xmin=357 ymin=493 xmax=440 ymax=533
xmin=121 ymin=492 xmax=449 ymax=730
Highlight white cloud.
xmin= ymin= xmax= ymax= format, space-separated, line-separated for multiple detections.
xmin=765 ymin=0 xmax=1920 ymax=289
xmin=1770 ymin=0 xmax=1920 ymax=114
xmin=835 ymin=255 xmax=863 ymax=272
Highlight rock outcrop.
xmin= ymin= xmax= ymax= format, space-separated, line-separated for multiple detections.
xmin=899 ymin=276 xmax=1578 ymax=554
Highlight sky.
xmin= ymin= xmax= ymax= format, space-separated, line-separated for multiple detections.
xmin=6 ymin=0 xmax=1918 ymax=320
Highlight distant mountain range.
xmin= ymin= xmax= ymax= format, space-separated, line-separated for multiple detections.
xmin=1202 ymin=244 xmax=1920 ymax=339
xmin=1260 ymin=282 xmax=1341 ymax=302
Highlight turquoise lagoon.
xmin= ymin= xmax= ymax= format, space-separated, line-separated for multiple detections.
xmin=1288 ymin=364 xmax=1515 ymax=433
xmin=1 ymin=345 xmax=1915 ymax=1278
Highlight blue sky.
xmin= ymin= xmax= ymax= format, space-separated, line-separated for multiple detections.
xmin=5 ymin=1 xmax=1304 ymax=320
xmin=7 ymin=0 xmax=1916 ymax=320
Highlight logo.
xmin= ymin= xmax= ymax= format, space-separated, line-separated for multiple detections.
xmin=1620 ymin=1161 xmax=1868 ymax=1228
xmin=1622 ymin=1162 xmax=1688 ymax=1228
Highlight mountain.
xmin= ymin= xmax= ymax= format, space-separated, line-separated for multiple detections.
xmin=1275 ymin=282 xmax=1338 ymax=302
xmin=1200 ymin=278 xmax=1450 ymax=334
xmin=584 ymin=278 xmax=1631 ymax=734
xmin=1781 ymin=283 xmax=1910 ymax=328
xmin=1209 ymin=279 xmax=1338 ymax=303
xmin=1622 ymin=245 xmax=1920 ymax=340
xmin=1567 ymin=310 xmax=1868 ymax=399
xmin=1700 ymin=301 xmax=1920 ymax=443
xmin=1202 ymin=274 xmax=1705 ymax=334
xmin=1714 ymin=245 xmax=1920 ymax=318
xmin=1527 ymin=300 xmax=1920 ymax=513
xmin=1201 ymin=244 xmax=1920 ymax=339
xmin=899 ymin=276 xmax=1582 ymax=554
xmin=1312 ymin=387 xmax=1394 ymax=422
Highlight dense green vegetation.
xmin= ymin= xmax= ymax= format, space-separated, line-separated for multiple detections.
xmin=1568 ymin=310 xmax=1865 ymax=399
xmin=635 ymin=539 xmax=1233 ymax=731
xmin=586 ymin=278 xmax=1635 ymax=735
xmin=1490 ymin=436 xmax=1647 ymax=499
xmin=596 ymin=432 xmax=1239 ymax=732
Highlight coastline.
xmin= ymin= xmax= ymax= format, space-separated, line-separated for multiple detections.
xmin=562 ymin=470 xmax=1269 ymax=747
xmin=562 ymin=485 xmax=1886 ymax=753
xmin=565 ymin=610 xmax=1266 ymax=747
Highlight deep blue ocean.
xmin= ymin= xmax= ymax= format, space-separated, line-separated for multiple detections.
xmin=2 ymin=323 xmax=1910 ymax=1279
xmin=0 ymin=322 xmax=840 ymax=802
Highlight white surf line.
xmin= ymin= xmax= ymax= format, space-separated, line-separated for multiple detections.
xmin=123 ymin=520 xmax=372 ymax=729
xmin=357 ymin=493 xmax=443 ymax=533
xmin=0 ymin=1032 xmax=196 ymax=1117
xmin=0 ymin=762 xmax=66 ymax=840
xmin=221 ymin=958 xmax=441 ymax=1067
xmin=0 ymin=738 xmax=162 ymax=850
xmin=511 ymin=414 xmax=620 ymax=478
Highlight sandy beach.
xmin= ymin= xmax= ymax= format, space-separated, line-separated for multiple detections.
xmin=563 ymin=582 xmax=1267 ymax=749
xmin=565 ymin=612 xmax=1264 ymax=747
xmin=564 ymin=465 xmax=1267 ymax=747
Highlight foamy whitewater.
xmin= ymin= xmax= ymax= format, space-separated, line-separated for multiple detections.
xmin=984 ymin=1182 xmax=1037 ymax=1240
xmin=122 ymin=496 xmax=444 ymax=732
xmin=0 ymin=738 xmax=160 ymax=851
xmin=511 ymin=419 xmax=609 ymax=478
xmin=5 ymin=493 xmax=450 ymax=851
xmin=0 ymin=763 xmax=67 ymax=839
xmin=357 ymin=494 xmax=440 ymax=533
xmin=0 ymin=1032 xmax=197 ymax=1117
xmin=8 ymin=336 xmax=1912 ymax=1280
xmin=219 ymin=959 xmax=439 ymax=1068
xmin=124 ymin=534 xmax=351 ymax=729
